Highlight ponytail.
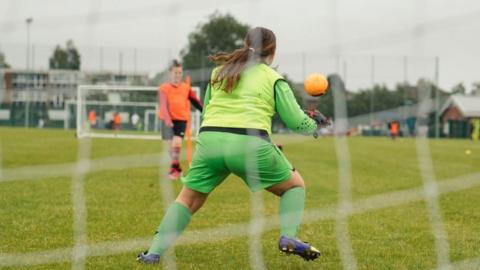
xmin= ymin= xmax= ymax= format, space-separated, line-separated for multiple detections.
xmin=208 ymin=27 xmax=276 ymax=93
xmin=208 ymin=47 xmax=255 ymax=92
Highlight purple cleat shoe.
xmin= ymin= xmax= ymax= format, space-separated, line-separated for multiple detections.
xmin=278 ymin=235 xmax=321 ymax=261
xmin=136 ymin=250 xmax=160 ymax=264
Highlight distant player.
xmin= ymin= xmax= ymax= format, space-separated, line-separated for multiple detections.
xmin=131 ymin=112 xmax=141 ymax=131
xmin=113 ymin=112 xmax=121 ymax=130
xmin=471 ymin=118 xmax=480 ymax=141
xmin=138 ymin=27 xmax=323 ymax=264
xmin=88 ymin=110 xmax=97 ymax=128
xmin=158 ymin=60 xmax=203 ymax=180
xmin=388 ymin=120 xmax=399 ymax=140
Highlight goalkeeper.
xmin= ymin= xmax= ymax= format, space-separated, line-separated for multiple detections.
xmin=138 ymin=27 xmax=326 ymax=264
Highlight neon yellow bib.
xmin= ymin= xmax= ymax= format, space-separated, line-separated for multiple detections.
xmin=202 ymin=63 xmax=283 ymax=134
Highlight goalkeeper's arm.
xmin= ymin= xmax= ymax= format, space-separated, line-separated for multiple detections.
xmin=188 ymin=88 xmax=203 ymax=112
xmin=274 ymin=79 xmax=318 ymax=136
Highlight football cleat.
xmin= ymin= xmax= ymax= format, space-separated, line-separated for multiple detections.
xmin=136 ymin=250 xmax=160 ymax=264
xmin=278 ymin=235 xmax=321 ymax=261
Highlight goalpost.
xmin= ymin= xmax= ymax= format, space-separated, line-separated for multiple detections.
xmin=75 ymin=85 xmax=201 ymax=140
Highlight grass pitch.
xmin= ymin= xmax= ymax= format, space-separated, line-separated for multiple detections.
xmin=0 ymin=127 xmax=479 ymax=269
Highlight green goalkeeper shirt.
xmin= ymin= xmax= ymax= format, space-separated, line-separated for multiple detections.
xmin=201 ymin=64 xmax=317 ymax=135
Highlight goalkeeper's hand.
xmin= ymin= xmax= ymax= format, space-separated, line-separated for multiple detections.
xmin=304 ymin=109 xmax=331 ymax=138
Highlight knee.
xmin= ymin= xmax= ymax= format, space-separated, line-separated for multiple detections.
xmin=291 ymin=170 xmax=306 ymax=189
xmin=175 ymin=198 xmax=196 ymax=214
xmin=175 ymin=191 xmax=207 ymax=214
xmin=267 ymin=170 xmax=306 ymax=197
xmin=175 ymin=200 xmax=193 ymax=214
xmin=280 ymin=171 xmax=306 ymax=195
xmin=172 ymin=136 xmax=183 ymax=147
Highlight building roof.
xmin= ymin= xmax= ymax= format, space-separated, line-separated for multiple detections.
xmin=440 ymin=95 xmax=480 ymax=117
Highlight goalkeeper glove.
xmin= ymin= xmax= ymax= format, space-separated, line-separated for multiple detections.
xmin=304 ymin=109 xmax=331 ymax=138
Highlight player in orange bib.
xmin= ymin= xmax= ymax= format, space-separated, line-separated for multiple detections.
xmin=88 ymin=110 xmax=97 ymax=128
xmin=158 ymin=60 xmax=203 ymax=179
xmin=389 ymin=121 xmax=399 ymax=140
xmin=113 ymin=112 xmax=121 ymax=130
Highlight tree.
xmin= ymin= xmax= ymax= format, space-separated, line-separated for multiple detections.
xmin=181 ymin=12 xmax=249 ymax=77
xmin=311 ymin=77 xmax=452 ymax=119
xmin=0 ymin=50 xmax=10 ymax=68
xmin=471 ymin=82 xmax=480 ymax=96
xmin=451 ymin=83 xmax=466 ymax=95
xmin=347 ymin=83 xmax=415 ymax=117
xmin=49 ymin=40 xmax=81 ymax=70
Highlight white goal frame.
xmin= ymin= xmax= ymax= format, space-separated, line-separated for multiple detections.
xmin=75 ymin=85 xmax=201 ymax=140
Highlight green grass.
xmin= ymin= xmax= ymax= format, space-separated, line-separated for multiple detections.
xmin=1 ymin=127 xmax=479 ymax=270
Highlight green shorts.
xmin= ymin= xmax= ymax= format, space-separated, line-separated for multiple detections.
xmin=181 ymin=131 xmax=294 ymax=193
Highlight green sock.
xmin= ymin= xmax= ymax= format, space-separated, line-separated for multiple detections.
xmin=279 ymin=187 xmax=305 ymax=238
xmin=148 ymin=202 xmax=192 ymax=255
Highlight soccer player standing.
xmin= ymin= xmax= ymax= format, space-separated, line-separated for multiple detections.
xmin=158 ymin=60 xmax=203 ymax=179
xmin=388 ymin=121 xmax=399 ymax=139
xmin=139 ymin=27 xmax=324 ymax=264
xmin=88 ymin=109 xmax=97 ymax=128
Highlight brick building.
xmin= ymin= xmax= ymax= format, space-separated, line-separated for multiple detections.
xmin=439 ymin=95 xmax=480 ymax=138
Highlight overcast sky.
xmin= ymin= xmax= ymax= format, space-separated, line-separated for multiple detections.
xmin=1 ymin=0 xmax=480 ymax=91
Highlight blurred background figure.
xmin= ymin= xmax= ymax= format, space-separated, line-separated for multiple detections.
xmin=88 ymin=109 xmax=97 ymax=129
xmin=388 ymin=121 xmax=400 ymax=140
xmin=131 ymin=112 xmax=142 ymax=131
xmin=113 ymin=112 xmax=121 ymax=130
xmin=471 ymin=118 xmax=480 ymax=141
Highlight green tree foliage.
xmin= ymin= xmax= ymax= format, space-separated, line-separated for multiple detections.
xmin=49 ymin=40 xmax=81 ymax=70
xmin=181 ymin=12 xmax=249 ymax=71
xmin=0 ymin=50 xmax=10 ymax=68
xmin=350 ymin=84 xmax=407 ymax=116
xmin=451 ymin=83 xmax=466 ymax=95
xmin=471 ymin=82 xmax=480 ymax=96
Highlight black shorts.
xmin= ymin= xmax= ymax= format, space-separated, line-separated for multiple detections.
xmin=161 ymin=120 xmax=187 ymax=140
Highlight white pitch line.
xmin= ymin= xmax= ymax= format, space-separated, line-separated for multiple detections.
xmin=0 ymin=153 xmax=163 ymax=183
xmin=1 ymin=171 xmax=479 ymax=268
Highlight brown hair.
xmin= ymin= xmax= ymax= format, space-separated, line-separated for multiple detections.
xmin=208 ymin=27 xmax=276 ymax=92
xmin=169 ymin=59 xmax=182 ymax=71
